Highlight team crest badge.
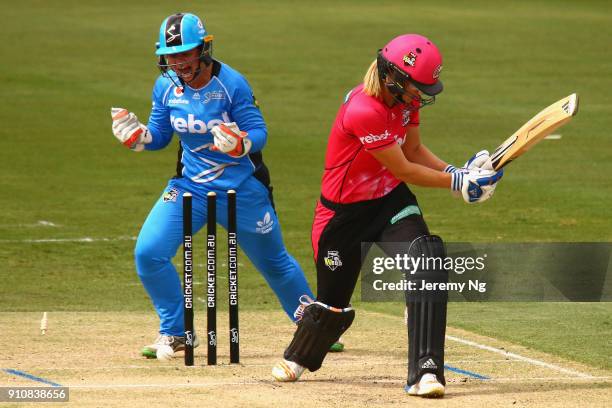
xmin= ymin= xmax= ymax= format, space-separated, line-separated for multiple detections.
xmin=324 ymin=250 xmax=343 ymax=271
xmin=403 ymin=52 xmax=417 ymax=67
xmin=163 ymin=188 xmax=179 ymax=203
xmin=402 ymin=109 xmax=412 ymax=126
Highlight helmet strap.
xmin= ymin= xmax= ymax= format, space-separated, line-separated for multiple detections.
xmin=377 ymin=52 xmax=405 ymax=105
xmin=199 ymin=36 xmax=214 ymax=66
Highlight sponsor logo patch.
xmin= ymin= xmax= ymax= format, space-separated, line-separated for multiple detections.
xmin=256 ymin=212 xmax=274 ymax=234
xmin=169 ymin=87 xmax=188 ymax=105
xmin=390 ymin=205 xmax=422 ymax=224
xmin=168 ymin=98 xmax=189 ymax=105
xmin=163 ymin=188 xmax=179 ymax=202
xmin=208 ymin=330 xmax=217 ymax=346
xmin=324 ymin=250 xmax=343 ymax=271
xmin=421 ymin=358 xmax=438 ymax=370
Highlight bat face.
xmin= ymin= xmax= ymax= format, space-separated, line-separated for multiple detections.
xmin=486 ymin=93 xmax=579 ymax=170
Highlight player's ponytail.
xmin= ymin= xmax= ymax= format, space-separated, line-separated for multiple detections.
xmin=363 ymin=60 xmax=382 ymax=99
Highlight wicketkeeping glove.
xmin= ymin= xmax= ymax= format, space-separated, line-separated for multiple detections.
xmin=111 ymin=107 xmax=151 ymax=152
xmin=451 ymin=167 xmax=504 ymax=204
xmin=210 ymin=122 xmax=252 ymax=158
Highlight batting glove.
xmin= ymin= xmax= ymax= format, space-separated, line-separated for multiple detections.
xmin=111 ymin=107 xmax=151 ymax=152
xmin=451 ymin=167 xmax=504 ymax=204
xmin=462 ymin=149 xmax=493 ymax=171
xmin=210 ymin=122 xmax=252 ymax=158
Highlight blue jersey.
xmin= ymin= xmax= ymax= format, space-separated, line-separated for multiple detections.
xmin=146 ymin=61 xmax=267 ymax=191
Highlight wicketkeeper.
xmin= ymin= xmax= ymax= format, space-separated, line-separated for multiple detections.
xmin=110 ymin=12 xmax=319 ymax=358
xmin=271 ymin=34 xmax=503 ymax=398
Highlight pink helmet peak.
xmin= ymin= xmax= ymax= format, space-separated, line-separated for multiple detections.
xmin=380 ymin=34 xmax=443 ymax=96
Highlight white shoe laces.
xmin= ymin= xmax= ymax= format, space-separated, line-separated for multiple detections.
xmin=293 ymin=295 xmax=315 ymax=321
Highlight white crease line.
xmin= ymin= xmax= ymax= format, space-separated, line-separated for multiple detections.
xmin=64 ymin=376 xmax=610 ymax=390
xmin=545 ymin=134 xmax=562 ymax=140
xmin=446 ymin=335 xmax=594 ymax=378
xmin=65 ymin=381 xmax=263 ymax=389
xmin=20 ymin=359 xmax=519 ymax=371
xmin=0 ymin=236 xmax=137 ymax=243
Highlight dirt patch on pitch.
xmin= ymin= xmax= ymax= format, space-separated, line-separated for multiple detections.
xmin=0 ymin=311 xmax=609 ymax=407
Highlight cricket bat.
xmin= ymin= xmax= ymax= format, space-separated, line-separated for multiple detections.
xmin=485 ymin=93 xmax=579 ymax=170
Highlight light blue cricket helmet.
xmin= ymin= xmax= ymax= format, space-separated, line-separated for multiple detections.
xmin=155 ymin=13 xmax=210 ymax=56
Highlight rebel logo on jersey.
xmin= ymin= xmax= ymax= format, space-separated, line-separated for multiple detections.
xmin=359 ymin=130 xmax=392 ymax=144
xmin=170 ymin=112 xmax=231 ymax=134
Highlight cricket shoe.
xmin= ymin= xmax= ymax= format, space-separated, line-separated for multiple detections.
xmin=272 ymin=359 xmax=305 ymax=382
xmin=330 ymin=337 xmax=344 ymax=352
xmin=141 ymin=334 xmax=200 ymax=359
xmin=405 ymin=373 xmax=445 ymax=398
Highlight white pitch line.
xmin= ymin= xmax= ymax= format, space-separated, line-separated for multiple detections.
xmin=0 ymin=236 xmax=137 ymax=243
xmin=365 ymin=311 xmax=598 ymax=379
xmin=446 ymin=335 xmax=594 ymax=378
xmin=480 ymin=376 xmax=610 ymax=383
xmin=0 ymin=220 xmax=60 ymax=228
xmin=545 ymin=134 xmax=562 ymax=140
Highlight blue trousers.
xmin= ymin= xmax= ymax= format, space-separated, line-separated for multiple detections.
xmin=134 ymin=176 xmax=313 ymax=336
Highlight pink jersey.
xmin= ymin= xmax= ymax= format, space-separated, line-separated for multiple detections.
xmin=320 ymin=84 xmax=420 ymax=203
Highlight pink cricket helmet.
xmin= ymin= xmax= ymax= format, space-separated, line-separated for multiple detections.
xmin=378 ymin=34 xmax=443 ymax=96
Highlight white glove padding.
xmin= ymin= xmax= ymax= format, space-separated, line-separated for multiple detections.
xmin=451 ymin=168 xmax=504 ymax=204
xmin=444 ymin=150 xmax=491 ymax=174
xmin=111 ymin=107 xmax=151 ymax=151
xmin=463 ymin=150 xmax=493 ymax=171
xmin=210 ymin=122 xmax=252 ymax=158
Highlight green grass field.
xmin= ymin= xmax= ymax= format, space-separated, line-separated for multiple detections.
xmin=1 ymin=0 xmax=611 ymax=379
